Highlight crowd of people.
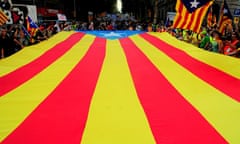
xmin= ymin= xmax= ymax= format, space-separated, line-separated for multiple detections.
xmin=165 ymin=23 xmax=240 ymax=58
xmin=1 ymin=18 xmax=240 ymax=59
xmin=0 ymin=19 xmax=146 ymax=59
xmin=0 ymin=23 xmax=55 ymax=59
xmin=142 ymin=20 xmax=240 ymax=58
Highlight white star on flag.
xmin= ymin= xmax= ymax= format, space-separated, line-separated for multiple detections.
xmin=102 ymin=32 xmax=124 ymax=37
xmin=190 ymin=0 xmax=200 ymax=8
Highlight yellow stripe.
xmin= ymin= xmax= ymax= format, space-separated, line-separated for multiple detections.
xmin=178 ymin=1 xmax=186 ymax=28
xmin=0 ymin=31 xmax=74 ymax=76
xmin=189 ymin=7 xmax=200 ymax=30
xmin=0 ymin=34 xmax=95 ymax=142
xmin=182 ymin=7 xmax=192 ymax=30
xmin=189 ymin=2 xmax=213 ymax=31
xmin=0 ymin=11 xmax=8 ymax=21
xmin=150 ymin=32 xmax=240 ymax=79
xmin=173 ymin=0 xmax=181 ymax=26
xmin=81 ymin=40 xmax=155 ymax=144
xmin=130 ymin=35 xmax=240 ymax=144
xmin=173 ymin=0 xmax=181 ymax=27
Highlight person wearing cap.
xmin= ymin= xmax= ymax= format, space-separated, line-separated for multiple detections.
xmin=198 ymin=30 xmax=210 ymax=50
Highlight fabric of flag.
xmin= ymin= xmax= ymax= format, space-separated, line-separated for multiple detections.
xmin=172 ymin=0 xmax=213 ymax=33
xmin=21 ymin=25 xmax=31 ymax=40
xmin=218 ymin=0 xmax=233 ymax=34
xmin=207 ymin=6 xmax=213 ymax=27
xmin=0 ymin=31 xmax=240 ymax=144
xmin=26 ymin=16 xmax=38 ymax=43
xmin=0 ymin=9 xmax=8 ymax=26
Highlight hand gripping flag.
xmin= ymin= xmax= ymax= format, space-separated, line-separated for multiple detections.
xmin=0 ymin=31 xmax=240 ymax=144
xmin=172 ymin=0 xmax=213 ymax=33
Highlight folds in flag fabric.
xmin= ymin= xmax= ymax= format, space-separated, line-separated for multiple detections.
xmin=218 ymin=0 xmax=233 ymax=34
xmin=0 ymin=31 xmax=240 ymax=144
xmin=0 ymin=9 xmax=8 ymax=26
xmin=172 ymin=0 xmax=213 ymax=33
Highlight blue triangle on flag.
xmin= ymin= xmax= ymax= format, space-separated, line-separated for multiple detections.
xmin=181 ymin=0 xmax=212 ymax=13
xmin=79 ymin=30 xmax=145 ymax=40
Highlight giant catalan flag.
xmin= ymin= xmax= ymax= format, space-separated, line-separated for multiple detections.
xmin=0 ymin=31 xmax=240 ymax=144
xmin=172 ymin=0 xmax=213 ymax=33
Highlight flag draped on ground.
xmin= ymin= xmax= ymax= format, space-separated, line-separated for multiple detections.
xmin=218 ymin=0 xmax=233 ymax=34
xmin=0 ymin=31 xmax=240 ymax=144
xmin=172 ymin=0 xmax=213 ymax=33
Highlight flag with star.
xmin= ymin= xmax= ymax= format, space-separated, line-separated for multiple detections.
xmin=172 ymin=0 xmax=213 ymax=33
xmin=26 ymin=16 xmax=39 ymax=43
xmin=1 ymin=31 xmax=240 ymax=144
xmin=207 ymin=6 xmax=213 ymax=27
xmin=218 ymin=0 xmax=233 ymax=34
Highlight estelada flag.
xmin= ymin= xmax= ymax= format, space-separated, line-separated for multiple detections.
xmin=207 ymin=6 xmax=213 ymax=27
xmin=0 ymin=9 xmax=8 ymax=26
xmin=0 ymin=31 xmax=240 ymax=144
xmin=172 ymin=0 xmax=213 ymax=33
xmin=26 ymin=16 xmax=38 ymax=36
xmin=218 ymin=0 xmax=233 ymax=34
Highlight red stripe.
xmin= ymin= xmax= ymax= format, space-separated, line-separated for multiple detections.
xmin=179 ymin=4 xmax=189 ymax=29
xmin=192 ymin=4 xmax=207 ymax=32
xmin=219 ymin=17 xmax=231 ymax=33
xmin=140 ymin=33 xmax=240 ymax=102
xmin=185 ymin=2 xmax=210 ymax=33
xmin=0 ymin=13 xmax=8 ymax=24
xmin=207 ymin=11 xmax=213 ymax=27
xmin=0 ymin=32 xmax=84 ymax=97
xmin=173 ymin=1 xmax=183 ymax=28
xmin=120 ymin=38 xmax=227 ymax=144
xmin=0 ymin=11 xmax=8 ymax=20
xmin=1 ymin=37 xmax=106 ymax=144
xmin=185 ymin=12 xmax=194 ymax=30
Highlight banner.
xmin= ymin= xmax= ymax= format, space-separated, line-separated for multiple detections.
xmin=57 ymin=13 xmax=67 ymax=21
xmin=0 ymin=31 xmax=240 ymax=144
